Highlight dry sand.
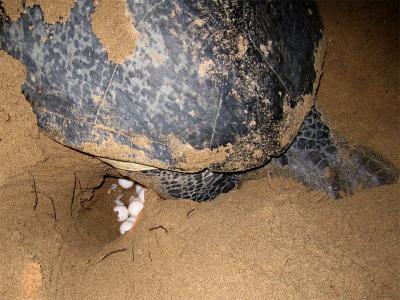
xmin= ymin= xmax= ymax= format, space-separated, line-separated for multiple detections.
xmin=0 ymin=1 xmax=399 ymax=299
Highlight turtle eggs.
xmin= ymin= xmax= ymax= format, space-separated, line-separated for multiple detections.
xmin=112 ymin=180 xmax=146 ymax=235
xmin=113 ymin=205 xmax=129 ymax=222
xmin=135 ymin=184 xmax=144 ymax=195
xmin=128 ymin=200 xmax=144 ymax=217
xmin=137 ymin=189 xmax=145 ymax=203
xmin=135 ymin=184 xmax=145 ymax=202
xmin=119 ymin=217 xmax=135 ymax=235
xmin=118 ymin=178 xmax=134 ymax=189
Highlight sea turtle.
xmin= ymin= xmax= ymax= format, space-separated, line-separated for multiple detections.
xmin=0 ymin=0 xmax=398 ymax=201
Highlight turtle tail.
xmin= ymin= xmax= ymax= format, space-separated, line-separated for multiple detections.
xmin=274 ymin=106 xmax=399 ymax=198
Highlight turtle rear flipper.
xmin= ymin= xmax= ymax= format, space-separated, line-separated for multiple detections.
xmin=336 ymin=145 xmax=399 ymax=194
xmin=276 ymin=107 xmax=399 ymax=198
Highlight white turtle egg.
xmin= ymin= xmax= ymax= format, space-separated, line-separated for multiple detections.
xmin=113 ymin=205 xmax=129 ymax=222
xmin=119 ymin=219 xmax=134 ymax=235
xmin=128 ymin=200 xmax=144 ymax=217
xmin=135 ymin=184 xmax=144 ymax=194
xmin=126 ymin=216 xmax=136 ymax=223
xmin=128 ymin=196 xmax=139 ymax=204
xmin=118 ymin=178 xmax=134 ymax=189
xmin=138 ymin=189 xmax=145 ymax=203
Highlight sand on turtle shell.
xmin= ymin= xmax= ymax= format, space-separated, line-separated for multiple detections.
xmin=91 ymin=0 xmax=138 ymax=64
xmin=2 ymin=0 xmax=23 ymax=21
xmin=2 ymin=0 xmax=75 ymax=24
xmin=25 ymin=0 xmax=76 ymax=23
xmin=166 ymin=134 xmax=231 ymax=171
xmin=0 ymin=1 xmax=399 ymax=299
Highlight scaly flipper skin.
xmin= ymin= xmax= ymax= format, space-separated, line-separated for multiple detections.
xmin=331 ymin=145 xmax=399 ymax=196
xmin=276 ymin=106 xmax=399 ymax=198
xmin=133 ymin=107 xmax=398 ymax=201
xmin=140 ymin=169 xmax=239 ymax=201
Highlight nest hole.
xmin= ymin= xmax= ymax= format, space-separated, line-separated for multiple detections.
xmin=72 ymin=176 xmax=141 ymax=246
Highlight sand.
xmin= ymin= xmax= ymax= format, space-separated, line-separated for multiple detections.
xmin=0 ymin=1 xmax=399 ymax=299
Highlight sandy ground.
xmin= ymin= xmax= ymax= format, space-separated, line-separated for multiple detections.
xmin=0 ymin=1 xmax=399 ymax=299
